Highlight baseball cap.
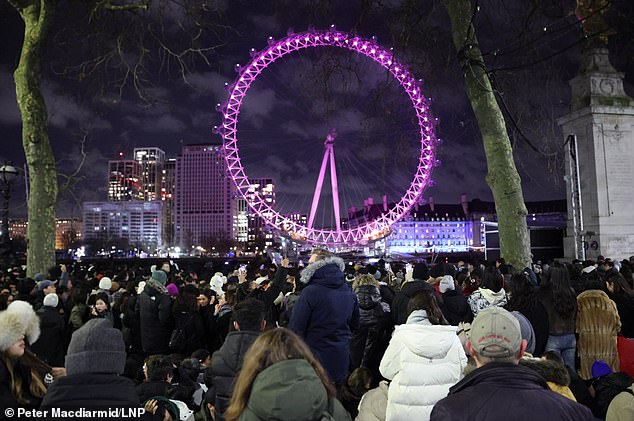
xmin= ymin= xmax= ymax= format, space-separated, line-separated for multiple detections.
xmin=470 ymin=307 xmax=522 ymax=358
xmin=37 ymin=280 xmax=57 ymax=291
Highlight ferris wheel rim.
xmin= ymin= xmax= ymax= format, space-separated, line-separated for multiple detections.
xmin=219 ymin=28 xmax=437 ymax=246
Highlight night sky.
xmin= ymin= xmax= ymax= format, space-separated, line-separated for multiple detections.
xmin=1 ymin=1 xmax=633 ymax=227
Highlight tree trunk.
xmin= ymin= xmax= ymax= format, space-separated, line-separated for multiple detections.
xmin=443 ymin=0 xmax=531 ymax=270
xmin=12 ymin=0 xmax=57 ymax=277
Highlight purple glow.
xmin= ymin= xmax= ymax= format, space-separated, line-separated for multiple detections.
xmin=219 ymin=29 xmax=438 ymax=246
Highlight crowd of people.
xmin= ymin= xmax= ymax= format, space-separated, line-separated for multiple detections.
xmin=1 ymin=251 xmax=634 ymax=421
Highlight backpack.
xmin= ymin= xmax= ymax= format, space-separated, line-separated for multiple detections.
xmin=592 ymin=371 xmax=634 ymax=419
xmin=169 ymin=313 xmax=193 ymax=352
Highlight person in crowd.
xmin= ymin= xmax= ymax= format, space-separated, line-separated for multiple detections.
xmin=0 ymin=291 xmax=12 ymax=311
xmin=0 ymin=301 xmax=47 ymax=409
xmin=538 ymin=263 xmax=578 ymax=369
xmin=340 ymin=367 xmax=373 ymax=419
xmin=89 ymin=291 xmax=113 ymax=321
xmin=350 ymin=274 xmax=390 ymax=380
xmin=606 ymin=383 xmax=634 ymax=421
xmin=168 ymin=357 xmax=205 ymax=411
xmin=197 ymin=288 xmax=217 ymax=347
xmin=41 ymin=318 xmax=140 ymax=408
xmin=137 ymin=355 xmax=173 ymax=403
xmin=137 ymin=270 xmax=172 ymax=355
xmin=439 ymin=275 xmax=473 ymax=326
xmin=208 ymin=298 xmax=266 ymax=418
xmin=605 ymin=272 xmax=634 ymax=338
xmin=68 ymin=288 xmax=89 ymax=332
xmin=31 ymin=293 xmax=65 ymax=367
xmin=505 ymin=272 xmax=549 ymax=356
xmin=33 ymin=279 xmax=57 ymax=310
xmin=171 ymin=286 xmax=206 ymax=356
xmin=224 ymin=328 xmax=351 ymax=421
xmin=289 ymin=249 xmax=360 ymax=390
xmin=356 ymin=379 xmax=389 ymax=421
xmin=430 ymin=307 xmax=594 ymax=421
xmin=576 ymin=278 xmax=622 ymax=379
xmin=461 ymin=268 xmax=481 ymax=296
xmin=467 ymin=266 xmax=507 ymax=317
xmin=248 ymin=258 xmax=289 ymax=327
xmin=380 ymin=290 xmax=466 ymax=421
xmin=391 ymin=262 xmax=440 ymax=325
xmin=519 ymin=355 xmax=576 ymax=401
xmin=210 ymin=289 xmax=236 ymax=351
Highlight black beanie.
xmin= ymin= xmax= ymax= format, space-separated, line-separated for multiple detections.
xmin=413 ymin=262 xmax=429 ymax=280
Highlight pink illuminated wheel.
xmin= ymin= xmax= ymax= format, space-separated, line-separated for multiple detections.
xmin=218 ymin=29 xmax=438 ymax=246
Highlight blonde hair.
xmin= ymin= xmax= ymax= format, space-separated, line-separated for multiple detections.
xmin=224 ymin=328 xmax=335 ymax=421
xmin=353 ymin=274 xmax=379 ymax=291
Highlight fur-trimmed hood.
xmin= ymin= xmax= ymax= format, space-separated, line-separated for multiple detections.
xmin=300 ymin=256 xmax=345 ymax=284
xmin=145 ymin=278 xmax=169 ymax=295
xmin=519 ymin=357 xmax=571 ymax=386
xmin=0 ymin=300 xmax=40 ymax=351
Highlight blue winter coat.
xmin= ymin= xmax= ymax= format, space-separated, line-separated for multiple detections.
xmin=290 ymin=256 xmax=360 ymax=384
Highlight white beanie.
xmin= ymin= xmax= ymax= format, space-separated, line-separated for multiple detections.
xmin=99 ymin=277 xmax=112 ymax=291
xmin=43 ymin=293 xmax=59 ymax=308
xmin=439 ymin=275 xmax=455 ymax=293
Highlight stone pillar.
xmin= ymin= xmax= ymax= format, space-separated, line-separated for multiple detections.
xmin=558 ymin=48 xmax=634 ymax=260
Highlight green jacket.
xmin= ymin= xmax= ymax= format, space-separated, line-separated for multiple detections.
xmin=238 ymin=359 xmax=351 ymax=421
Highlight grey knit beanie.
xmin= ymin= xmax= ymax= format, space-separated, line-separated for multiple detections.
xmin=65 ymin=318 xmax=126 ymax=375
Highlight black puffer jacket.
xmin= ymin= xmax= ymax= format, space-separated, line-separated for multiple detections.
xmin=41 ymin=373 xmax=140 ymax=408
xmin=209 ymin=330 xmax=260 ymax=416
xmin=136 ymin=381 xmax=169 ymax=404
xmin=136 ymin=279 xmax=172 ymax=354
xmin=350 ymin=285 xmax=390 ymax=372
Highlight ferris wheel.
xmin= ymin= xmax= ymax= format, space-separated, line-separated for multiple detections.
xmin=217 ymin=28 xmax=438 ymax=246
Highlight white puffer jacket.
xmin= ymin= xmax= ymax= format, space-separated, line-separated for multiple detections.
xmin=379 ymin=310 xmax=467 ymax=421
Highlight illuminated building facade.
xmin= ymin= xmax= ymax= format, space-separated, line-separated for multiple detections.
xmin=108 ymin=160 xmax=143 ymax=201
xmin=134 ymin=147 xmax=165 ymax=201
xmin=82 ymin=201 xmax=164 ymax=250
xmin=175 ymin=144 xmax=233 ymax=248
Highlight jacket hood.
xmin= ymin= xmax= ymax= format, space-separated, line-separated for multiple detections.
xmin=145 ymin=278 xmax=168 ymax=296
xmin=300 ymin=256 xmax=345 ymax=287
xmin=400 ymin=280 xmax=434 ymax=298
xmin=478 ymin=288 xmax=506 ymax=305
xmin=242 ymin=359 xmax=331 ymax=420
xmin=356 ymin=284 xmax=381 ymax=310
xmin=393 ymin=319 xmax=458 ymax=358
xmin=519 ymin=357 xmax=570 ymax=386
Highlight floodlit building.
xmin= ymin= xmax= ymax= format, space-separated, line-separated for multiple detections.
xmin=82 ymin=201 xmax=164 ymax=251
xmin=134 ymin=147 xmax=165 ymax=201
xmin=108 ymin=160 xmax=143 ymax=201
xmin=161 ymin=158 xmax=176 ymax=246
xmin=175 ymin=144 xmax=233 ymax=248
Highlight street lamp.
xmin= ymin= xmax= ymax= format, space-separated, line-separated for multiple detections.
xmin=0 ymin=163 xmax=19 ymax=258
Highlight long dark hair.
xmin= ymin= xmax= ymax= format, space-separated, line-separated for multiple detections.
xmin=606 ymin=272 xmax=634 ymax=298
xmin=407 ymin=290 xmax=448 ymax=325
xmin=542 ymin=264 xmax=576 ymax=319
xmin=481 ymin=266 xmax=504 ymax=292
xmin=506 ymin=273 xmax=537 ymax=312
